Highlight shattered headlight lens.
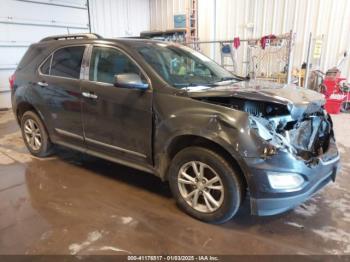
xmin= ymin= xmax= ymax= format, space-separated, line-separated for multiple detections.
xmin=267 ymin=172 xmax=304 ymax=191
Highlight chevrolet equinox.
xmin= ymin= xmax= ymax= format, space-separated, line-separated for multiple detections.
xmin=11 ymin=33 xmax=340 ymax=223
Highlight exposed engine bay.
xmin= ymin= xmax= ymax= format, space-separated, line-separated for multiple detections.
xmin=197 ymin=96 xmax=333 ymax=162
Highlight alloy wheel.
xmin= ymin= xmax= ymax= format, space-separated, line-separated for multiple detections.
xmin=177 ymin=161 xmax=224 ymax=213
xmin=23 ymin=118 xmax=42 ymax=151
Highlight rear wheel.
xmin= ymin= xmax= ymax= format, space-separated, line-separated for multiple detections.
xmin=168 ymin=147 xmax=244 ymax=224
xmin=21 ymin=111 xmax=54 ymax=157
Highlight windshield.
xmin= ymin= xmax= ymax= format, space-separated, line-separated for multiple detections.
xmin=137 ymin=43 xmax=240 ymax=89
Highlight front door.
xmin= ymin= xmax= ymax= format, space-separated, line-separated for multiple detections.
xmin=81 ymin=45 xmax=153 ymax=164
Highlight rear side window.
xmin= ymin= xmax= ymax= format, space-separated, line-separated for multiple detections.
xmin=41 ymin=46 xmax=85 ymax=79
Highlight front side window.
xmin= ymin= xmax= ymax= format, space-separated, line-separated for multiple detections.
xmin=48 ymin=46 xmax=85 ymax=79
xmin=89 ymin=46 xmax=146 ymax=85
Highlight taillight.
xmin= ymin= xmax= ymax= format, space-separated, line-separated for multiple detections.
xmin=9 ymin=74 xmax=15 ymax=90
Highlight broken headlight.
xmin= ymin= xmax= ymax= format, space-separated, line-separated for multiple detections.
xmin=249 ymin=116 xmax=278 ymax=156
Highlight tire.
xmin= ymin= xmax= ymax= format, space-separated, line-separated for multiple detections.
xmin=20 ymin=111 xmax=54 ymax=157
xmin=168 ymin=146 xmax=244 ymax=224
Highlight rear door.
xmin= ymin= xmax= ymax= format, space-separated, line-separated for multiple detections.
xmin=37 ymin=45 xmax=87 ymax=147
xmin=80 ymin=45 xmax=153 ymax=165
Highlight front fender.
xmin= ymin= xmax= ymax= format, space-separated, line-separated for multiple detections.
xmin=154 ymin=92 xmax=268 ymax=159
xmin=154 ymin=114 xmax=259 ymax=189
xmin=152 ymin=91 xmax=272 ymax=182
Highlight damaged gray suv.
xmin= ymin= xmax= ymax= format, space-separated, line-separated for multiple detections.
xmin=11 ymin=34 xmax=340 ymax=223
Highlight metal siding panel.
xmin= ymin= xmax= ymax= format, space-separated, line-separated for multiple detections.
xmin=150 ymin=0 xmax=187 ymax=31
xmin=89 ymin=0 xmax=149 ymax=37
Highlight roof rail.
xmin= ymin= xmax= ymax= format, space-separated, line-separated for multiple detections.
xmin=40 ymin=33 xmax=102 ymax=42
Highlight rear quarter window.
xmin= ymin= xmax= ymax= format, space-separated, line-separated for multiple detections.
xmin=40 ymin=55 xmax=52 ymax=75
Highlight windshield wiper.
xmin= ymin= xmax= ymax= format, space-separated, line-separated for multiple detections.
xmin=174 ymin=83 xmax=213 ymax=91
xmin=174 ymin=82 xmax=215 ymax=89
xmin=173 ymin=83 xmax=199 ymax=88
xmin=219 ymin=77 xmax=237 ymax=81
xmin=207 ymin=77 xmax=236 ymax=86
xmin=210 ymin=76 xmax=247 ymax=85
xmin=214 ymin=77 xmax=238 ymax=83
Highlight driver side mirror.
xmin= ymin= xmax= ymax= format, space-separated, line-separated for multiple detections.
xmin=114 ymin=73 xmax=149 ymax=90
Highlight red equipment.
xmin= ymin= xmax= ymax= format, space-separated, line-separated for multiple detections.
xmin=260 ymin=34 xmax=277 ymax=49
xmin=319 ymin=67 xmax=350 ymax=114
xmin=315 ymin=51 xmax=350 ymax=114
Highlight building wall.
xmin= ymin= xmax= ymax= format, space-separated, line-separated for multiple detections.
xmin=89 ymin=0 xmax=150 ymax=38
xmin=150 ymin=0 xmax=350 ymax=79
xmin=0 ymin=0 xmax=150 ymax=108
xmin=150 ymin=0 xmax=188 ymax=30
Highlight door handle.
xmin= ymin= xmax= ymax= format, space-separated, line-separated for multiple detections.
xmin=89 ymin=93 xmax=98 ymax=99
xmin=37 ymin=81 xmax=48 ymax=87
xmin=82 ymin=92 xmax=98 ymax=100
xmin=82 ymin=92 xmax=91 ymax=98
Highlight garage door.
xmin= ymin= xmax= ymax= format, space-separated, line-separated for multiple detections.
xmin=0 ymin=0 xmax=89 ymax=108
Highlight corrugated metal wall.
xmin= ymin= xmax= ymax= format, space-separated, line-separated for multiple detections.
xmin=150 ymin=0 xmax=188 ymax=30
xmin=150 ymin=0 xmax=350 ymax=79
xmin=89 ymin=0 xmax=150 ymax=38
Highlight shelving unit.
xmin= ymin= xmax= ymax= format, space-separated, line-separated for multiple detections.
xmin=140 ymin=29 xmax=186 ymax=42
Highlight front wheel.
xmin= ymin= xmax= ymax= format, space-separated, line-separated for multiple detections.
xmin=168 ymin=147 xmax=244 ymax=224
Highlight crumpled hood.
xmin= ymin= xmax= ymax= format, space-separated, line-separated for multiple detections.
xmin=187 ymin=80 xmax=326 ymax=119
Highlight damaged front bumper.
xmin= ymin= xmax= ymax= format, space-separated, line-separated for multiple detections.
xmin=245 ymin=139 xmax=340 ymax=216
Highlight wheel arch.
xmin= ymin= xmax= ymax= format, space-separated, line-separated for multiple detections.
xmin=16 ymin=101 xmax=44 ymax=126
xmin=160 ymin=134 xmax=248 ymax=191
